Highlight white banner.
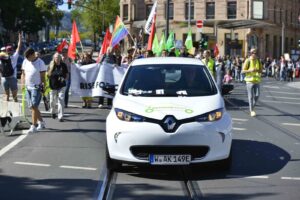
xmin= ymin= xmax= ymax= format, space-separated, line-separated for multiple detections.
xmin=71 ymin=63 xmax=127 ymax=98
xmin=144 ymin=1 xmax=157 ymax=35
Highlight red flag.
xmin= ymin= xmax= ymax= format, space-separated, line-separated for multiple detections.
xmin=147 ymin=14 xmax=156 ymax=51
xmin=56 ymin=39 xmax=68 ymax=53
xmin=68 ymin=20 xmax=81 ymax=60
xmin=97 ymin=28 xmax=112 ymax=63
xmin=214 ymin=44 xmax=219 ymax=57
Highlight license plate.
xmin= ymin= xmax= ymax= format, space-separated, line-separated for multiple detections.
xmin=149 ymin=154 xmax=191 ymax=165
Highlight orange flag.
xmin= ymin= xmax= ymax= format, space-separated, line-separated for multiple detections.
xmin=147 ymin=14 xmax=156 ymax=51
xmin=97 ymin=28 xmax=112 ymax=63
xmin=214 ymin=44 xmax=219 ymax=57
xmin=68 ymin=20 xmax=81 ymax=60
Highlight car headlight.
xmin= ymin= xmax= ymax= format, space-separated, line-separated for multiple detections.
xmin=195 ymin=108 xmax=224 ymax=122
xmin=115 ymin=108 xmax=145 ymax=122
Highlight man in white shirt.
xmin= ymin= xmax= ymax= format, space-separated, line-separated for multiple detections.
xmin=0 ymin=33 xmax=22 ymax=101
xmin=21 ymin=48 xmax=47 ymax=133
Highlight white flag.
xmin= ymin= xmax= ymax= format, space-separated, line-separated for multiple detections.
xmin=144 ymin=1 xmax=157 ymax=35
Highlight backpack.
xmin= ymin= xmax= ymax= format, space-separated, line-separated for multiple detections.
xmin=0 ymin=57 xmax=14 ymax=77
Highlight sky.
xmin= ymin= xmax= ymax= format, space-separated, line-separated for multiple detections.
xmin=58 ymin=3 xmax=69 ymax=12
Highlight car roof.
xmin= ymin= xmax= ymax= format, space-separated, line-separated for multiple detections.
xmin=131 ymin=57 xmax=205 ymax=66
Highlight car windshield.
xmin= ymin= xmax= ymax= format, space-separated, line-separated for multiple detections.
xmin=121 ymin=64 xmax=217 ymax=97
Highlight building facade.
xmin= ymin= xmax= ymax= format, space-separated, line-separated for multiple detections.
xmin=120 ymin=0 xmax=300 ymax=59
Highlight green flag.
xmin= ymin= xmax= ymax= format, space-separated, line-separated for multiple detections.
xmin=166 ymin=31 xmax=175 ymax=52
xmin=159 ymin=33 xmax=166 ymax=54
xmin=152 ymin=33 xmax=160 ymax=55
xmin=185 ymin=30 xmax=193 ymax=50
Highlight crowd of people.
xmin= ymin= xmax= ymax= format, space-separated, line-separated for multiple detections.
xmin=1 ymin=34 xmax=300 ymax=132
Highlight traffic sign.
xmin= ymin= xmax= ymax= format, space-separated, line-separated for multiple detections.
xmin=196 ymin=20 xmax=203 ymax=33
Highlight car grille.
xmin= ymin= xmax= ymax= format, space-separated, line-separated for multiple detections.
xmin=130 ymin=145 xmax=209 ymax=161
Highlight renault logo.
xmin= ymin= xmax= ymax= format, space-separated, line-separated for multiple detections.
xmin=163 ymin=116 xmax=177 ymax=132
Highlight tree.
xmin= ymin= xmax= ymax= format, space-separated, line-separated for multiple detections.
xmin=72 ymin=0 xmax=120 ymax=49
xmin=35 ymin=0 xmax=64 ymax=39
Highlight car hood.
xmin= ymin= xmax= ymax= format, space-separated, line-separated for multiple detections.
xmin=113 ymin=94 xmax=224 ymax=120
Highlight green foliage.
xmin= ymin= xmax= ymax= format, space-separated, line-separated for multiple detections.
xmin=0 ymin=0 xmax=47 ymax=33
xmin=72 ymin=0 xmax=120 ymax=35
xmin=57 ymin=30 xmax=71 ymax=39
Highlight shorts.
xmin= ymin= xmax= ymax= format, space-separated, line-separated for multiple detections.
xmin=26 ymin=87 xmax=42 ymax=108
xmin=1 ymin=76 xmax=18 ymax=91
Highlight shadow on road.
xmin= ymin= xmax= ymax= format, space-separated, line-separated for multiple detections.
xmin=121 ymin=139 xmax=290 ymax=181
xmin=0 ymin=175 xmax=98 ymax=200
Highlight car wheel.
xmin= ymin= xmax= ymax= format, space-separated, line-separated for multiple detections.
xmin=106 ymin=145 xmax=122 ymax=171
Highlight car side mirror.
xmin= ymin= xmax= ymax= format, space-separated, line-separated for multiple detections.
xmin=222 ymin=84 xmax=234 ymax=95
xmin=100 ymin=82 xmax=118 ymax=96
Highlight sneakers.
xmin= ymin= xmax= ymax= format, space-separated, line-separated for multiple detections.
xmin=26 ymin=125 xmax=37 ymax=134
xmin=98 ymin=104 xmax=103 ymax=108
xmin=37 ymin=121 xmax=46 ymax=131
xmin=250 ymin=111 xmax=256 ymax=117
xmin=52 ymin=114 xmax=57 ymax=119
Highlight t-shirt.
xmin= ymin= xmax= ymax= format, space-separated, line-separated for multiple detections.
xmin=22 ymin=58 xmax=47 ymax=87
xmin=0 ymin=52 xmax=19 ymax=78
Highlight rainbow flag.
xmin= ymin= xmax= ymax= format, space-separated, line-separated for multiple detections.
xmin=110 ymin=16 xmax=129 ymax=48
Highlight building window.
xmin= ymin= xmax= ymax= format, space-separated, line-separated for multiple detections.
xmin=123 ymin=4 xmax=129 ymax=21
xmin=273 ymin=6 xmax=276 ymax=23
xmin=146 ymin=4 xmax=153 ymax=18
xmin=273 ymin=35 xmax=277 ymax=58
xmin=165 ymin=2 xmax=174 ymax=20
xmin=265 ymin=34 xmax=270 ymax=54
xmin=227 ymin=1 xmax=237 ymax=19
xmin=206 ymin=2 xmax=215 ymax=19
xmin=280 ymin=8 xmax=282 ymax=23
xmin=185 ymin=1 xmax=194 ymax=20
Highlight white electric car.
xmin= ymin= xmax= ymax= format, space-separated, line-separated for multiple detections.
xmin=105 ymin=57 xmax=232 ymax=170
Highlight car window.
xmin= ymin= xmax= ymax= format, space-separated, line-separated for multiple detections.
xmin=121 ymin=64 xmax=217 ymax=97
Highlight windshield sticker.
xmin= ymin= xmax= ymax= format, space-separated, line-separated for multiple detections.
xmin=145 ymin=104 xmax=194 ymax=114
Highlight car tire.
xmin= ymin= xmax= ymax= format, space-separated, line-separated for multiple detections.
xmin=106 ymin=145 xmax=122 ymax=171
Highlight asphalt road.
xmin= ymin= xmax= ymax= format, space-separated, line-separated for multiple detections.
xmin=1 ymin=71 xmax=300 ymax=199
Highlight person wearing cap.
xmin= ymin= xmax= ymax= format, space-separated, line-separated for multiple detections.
xmin=241 ymin=48 xmax=263 ymax=117
xmin=0 ymin=32 xmax=22 ymax=102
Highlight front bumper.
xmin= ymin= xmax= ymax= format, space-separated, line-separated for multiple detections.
xmin=106 ymin=111 xmax=232 ymax=164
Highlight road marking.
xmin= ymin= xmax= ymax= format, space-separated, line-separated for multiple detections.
xmin=0 ymin=133 xmax=27 ymax=158
xmin=233 ymin=127 xmax=247 ymax=131
xmin=266 ymin=91 xmax=300 ymax=95
xmin=14 ymin=161 xmax=51 ymax=167
xmin=265 ymin=96 xmax=300 ymax=100
xmin=60 ymin=165 xmax=97 ymax=171
xmin=261 ymin=100 xmax=300 ymax=105
xmin=282 ymin=123 xmax=300 ymax=127
xmin=281 ymin=177 xmax=300 ymax=180
xmin=232 ymin=118 xmax=248 ymax=122
xmin=226 ymin=175 xmax=269 ymax=179
xmin=263 ymin=86 xmax=280 ymax=89
xmin=67 ymin=104 xmax=81 ymax=108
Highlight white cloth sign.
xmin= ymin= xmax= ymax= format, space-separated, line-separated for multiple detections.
xmin=71 ymin=63 xmax=127 ymax=97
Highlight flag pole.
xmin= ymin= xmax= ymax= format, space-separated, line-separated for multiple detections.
xmin=79 ymin=40 xmax=84 ymax=53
